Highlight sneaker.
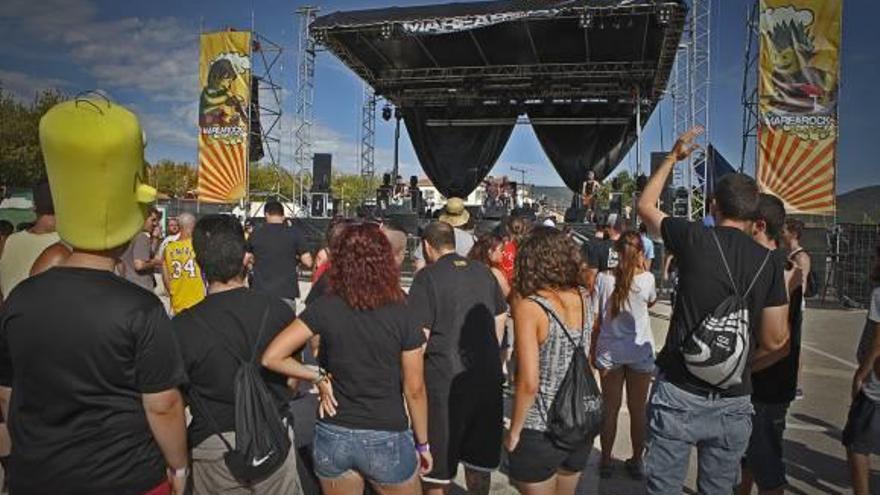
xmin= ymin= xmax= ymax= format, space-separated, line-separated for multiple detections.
xmin=625 ymin=458 xmax=644 ymax=480
xmin=599 ymin=463 xmax=614 ymax=479
xmin=795 ymin=388 xmax=804 ymax=400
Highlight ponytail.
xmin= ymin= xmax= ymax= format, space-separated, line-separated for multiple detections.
xmin=609 ymin=231 xmax=645 ymax=318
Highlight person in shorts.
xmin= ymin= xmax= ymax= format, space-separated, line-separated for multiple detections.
xmin=594 ymin=230 xmax=657 ymax=480
xmin=506 ymin=227 xmax=595 ymax=493
xmin=843 ymin=245 xmax=880 ymax=495
xmin=738 ymin=193 xmax=803 ymax=495
xmin=408 ymin=222 xmax=507 ymax=495
xmin=263 ymin=223 xmax=431 ymax=494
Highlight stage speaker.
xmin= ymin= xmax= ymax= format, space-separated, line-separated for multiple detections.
xmin=564 ymin=206 xmax=587 ymax=224
xmin=410 ymin=188 xmax=423 ymax=214
xmin=651 ymin=151 xmax=674 ymax=214
xmin=310 ymin=192 xmax=329 ymax=218
xmin=382 ymin=173 xmax=392 ymax=187
xmin=377 ymin=187 xmax=390 ymax=210
xmin=312 ymin=154 xmax=332 ymax=192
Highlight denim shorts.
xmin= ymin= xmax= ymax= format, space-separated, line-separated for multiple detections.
xmin=313 ymin=421 xmax=418 ymax=485
xmin=594 ymin=351 xmax=655 ymax=374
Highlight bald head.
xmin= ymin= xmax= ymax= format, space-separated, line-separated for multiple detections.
xmin=177 ymin=213 xmax=196 ymax=237
xmin=381 ymin=223 xmax=407 ymax=268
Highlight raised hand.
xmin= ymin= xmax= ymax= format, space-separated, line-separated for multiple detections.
xmin=670 ymin=126 xmax=705 ymax=161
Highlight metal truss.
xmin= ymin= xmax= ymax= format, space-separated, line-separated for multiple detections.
xmin=670 ymin=40 xmax=689 ymax=192
xmin=294 ymin=6 xmax=319 ymax=207
xmin=252 ymin=33 xmax=284 ymax=174
xmin=687 ymin=0 xmax=710 ymax=221
xmin=359 ymin=83 xmax=377 ymax=178
xmin=740 ymin=0 xmax=759 ymax=173
xmin=379 ymin=61 xmax=657 ymax=84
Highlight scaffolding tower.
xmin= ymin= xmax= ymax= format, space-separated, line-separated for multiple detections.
xmin=671 ymin=0 xmax=711 ymax=220
xmin=251 ymin=33 xmax=288 ymax=195
xmin=670 ymin=43 xmax=689 ymax=191
xmin=294 ymin=6 xmax=319 ymax=206
xmin=740 ymin=0 xmax=760 ymax=173
xmin=359 ymin=83 xmax=377 ymax=178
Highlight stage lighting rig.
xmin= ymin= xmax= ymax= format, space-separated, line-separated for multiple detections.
xmin=382 ymin=105 xmax=393 ymax=121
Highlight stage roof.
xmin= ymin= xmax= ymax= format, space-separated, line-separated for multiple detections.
xmin=312 ymin=0 xmax=688 ymax=107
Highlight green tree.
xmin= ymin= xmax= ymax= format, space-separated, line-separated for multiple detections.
xmin=0 ymin=87 xmax=66 ymax=187
xmin=146 ymin=160 xmax=198 ymax=197
xmin=331 ymin=173 xmax=378 ymax=215
xmin=596 ymin=171 xmax=637 ymax=210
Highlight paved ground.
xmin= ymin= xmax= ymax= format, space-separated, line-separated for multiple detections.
xmin=444 ymin=300 xmax=877 ymax=495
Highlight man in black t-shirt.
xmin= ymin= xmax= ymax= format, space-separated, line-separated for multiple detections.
xmin=0 ymin=100 xmax=190 ymax=495
xmin=637 ymin=127 xmax=789 ymax=495
xmin=738 ymin=194 xmax=802 ymax=495
xmin=583 ymin=217 xmax=627 ymax=274
xmin=173 ymin=215 xmax=301 ymax=493
xmin=248 ymin=201 xmax=313 ymax=308
xmin=408 ymin=222 xmax=508 ymax=495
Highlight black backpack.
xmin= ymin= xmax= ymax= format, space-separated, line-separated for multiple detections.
xmin=531 ymin=294 xmax=604 ymax=450
xmin=188 ymin=307 xmax=291 ymax=484
xmin=681 ymin=230 xmax=771 ymax=389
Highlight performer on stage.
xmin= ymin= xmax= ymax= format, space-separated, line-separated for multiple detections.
xmin=581 ymin=171 xmax=601 ymax=221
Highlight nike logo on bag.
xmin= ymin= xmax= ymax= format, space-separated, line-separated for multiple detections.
xmin=252 ymin=453 xmax=272 ymax=467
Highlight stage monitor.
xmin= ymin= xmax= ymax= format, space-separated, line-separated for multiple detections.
xmin=312 ymin=154 xmax=332 ymax=192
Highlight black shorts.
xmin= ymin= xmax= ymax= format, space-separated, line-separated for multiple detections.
xmin=423 ymin=380 xmax=503 ymax=483
xmin=843 ymin=392 xmax=880 ymax=456
xmin=743 ymin=401 xmax=788 ymax=491
xmin=507 ymin=429 xmax=591 ymax=483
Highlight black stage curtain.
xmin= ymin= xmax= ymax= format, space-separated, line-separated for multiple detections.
xmin=403 ymin=107 xmax=516 ymax=199
xmin=530 ymin=105 xmax=637 ymax=192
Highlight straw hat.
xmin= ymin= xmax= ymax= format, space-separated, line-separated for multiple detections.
xmin=439 ymin=197 xmax=470 ymax=228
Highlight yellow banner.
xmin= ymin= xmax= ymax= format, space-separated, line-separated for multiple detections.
xmin=197 ymin=31 xmax=251 ymax=203
xmin=757 ymin=0 xmax=841 ymax=215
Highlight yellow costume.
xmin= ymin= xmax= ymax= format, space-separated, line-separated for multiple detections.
xmin=40 ymin=98 xmax=157 ymax=251
xmin=163 ymin=237 xmax=205 ymax=314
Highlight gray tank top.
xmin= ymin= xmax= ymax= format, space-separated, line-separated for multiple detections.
xmin=523 ymin=288 xmax=593 ymax=432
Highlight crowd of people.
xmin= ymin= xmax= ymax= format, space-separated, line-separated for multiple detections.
xmin=0 ymin=98 xmax=877 ymax=495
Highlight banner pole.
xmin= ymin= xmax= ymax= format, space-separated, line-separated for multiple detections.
xmin=247 ymin=10 xmax=255 ymax=215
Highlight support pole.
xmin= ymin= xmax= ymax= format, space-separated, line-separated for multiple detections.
xmin=392 ymin=113 xmax=401 ymax=183
xmin=635 ymin=87 xmax=642 ymax=178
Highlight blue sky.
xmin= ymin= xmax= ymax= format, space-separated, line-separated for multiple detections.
xmin=1 ymin=0 xmax=876 ymax=193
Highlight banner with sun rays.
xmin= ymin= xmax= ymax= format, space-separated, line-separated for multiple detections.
xmin=757 ymin=0 xmax=841 ymax=215
xmin=197 ymin=31 xmax=251 ymax=203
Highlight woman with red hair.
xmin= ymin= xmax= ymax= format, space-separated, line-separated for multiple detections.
xmin=263 ymin=223 xmax=432 ymax=494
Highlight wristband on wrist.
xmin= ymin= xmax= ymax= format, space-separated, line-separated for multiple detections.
xmin=167 ymin=465 xmax=189 ymax=479
xmin=311 ymin=367 xmax=328 ymax=385
xmin=416 ymin=442 xmax=430 ymax=454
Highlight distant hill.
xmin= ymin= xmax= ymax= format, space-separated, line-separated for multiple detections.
xmin=530 ymin=185 xmax=574 ymax=210
xmin=838 ymin=185 xmax=880 ymax=224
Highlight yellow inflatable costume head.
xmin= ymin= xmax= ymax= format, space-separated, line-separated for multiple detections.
xmin=40 ymin=97 xmax=157 ymax=251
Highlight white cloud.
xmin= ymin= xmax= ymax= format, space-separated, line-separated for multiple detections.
xmin=0 ymin=69 xmax=69 ymax=101
xmin=1 ymin=0 xmax=412 ymax=177
xmin=4 ymin=0 xmax=198 ymax=102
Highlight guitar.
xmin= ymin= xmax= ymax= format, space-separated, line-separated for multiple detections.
xmin=581 ymin=180 xmax=600 ymax=208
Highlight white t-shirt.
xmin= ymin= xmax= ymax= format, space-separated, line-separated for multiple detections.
xmin=595 ymin=271 xmax=657 ymax=364
xmin=858 ymin=287 xmax=880 ymax=402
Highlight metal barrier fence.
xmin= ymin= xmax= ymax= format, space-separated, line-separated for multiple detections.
xmin=801 ymin=224 xmax=879 ymax=307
